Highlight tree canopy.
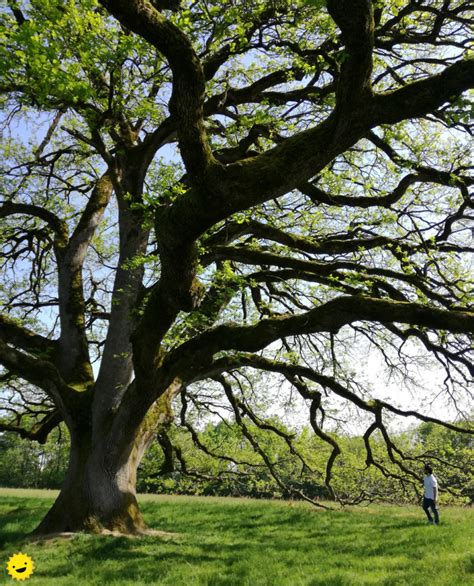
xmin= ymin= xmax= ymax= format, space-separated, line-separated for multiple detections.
xmin=0 ymin=0 xmax=473 ymax=534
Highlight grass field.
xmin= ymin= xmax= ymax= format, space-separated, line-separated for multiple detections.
xmin=0 ymin=488 xmax=472 ymax=585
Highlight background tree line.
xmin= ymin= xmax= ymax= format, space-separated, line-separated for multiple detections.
xmin=1 ymin=418 xmax=471 ymax=504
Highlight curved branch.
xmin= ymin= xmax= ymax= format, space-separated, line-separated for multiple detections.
xmin=167 ymin=296 xmax=474 ymax=379
xmin=0 ymin=409 xmax=62 ymax=444
xmin=0 ymin=313 xmax=57 ymax=357
xmin=209 ymin=354 xmax=473 ymax=436
xmin=0 ymin=202 xmax=68 ymax=251
xmin=301 ymin=170 xmax=473 ymax=209
xmin=0 ymin=339 xmax=73 ymax=413
xmin=99 ymin=0 xmax=215 ymax=180
xmin=387 ymin=324 xmax=474 ymax=378
xmin=215 ymin=374 xmax=330 ymax=509
xmin=204 ymin=246 xmax=457 ymax=308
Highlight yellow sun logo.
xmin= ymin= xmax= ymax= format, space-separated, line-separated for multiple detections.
xmin=6 ymin=553 xmax=35 ymax=581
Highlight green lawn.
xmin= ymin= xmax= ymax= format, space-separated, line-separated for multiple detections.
xmin=0 ymin=488 xmax=472 ymax=585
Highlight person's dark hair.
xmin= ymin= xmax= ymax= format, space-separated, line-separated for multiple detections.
xmin=424 ymin=464 xmax=433 ymax=474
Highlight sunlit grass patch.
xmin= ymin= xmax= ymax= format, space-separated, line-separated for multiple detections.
xmin=0 ymin=488 xmax=472 ymax=585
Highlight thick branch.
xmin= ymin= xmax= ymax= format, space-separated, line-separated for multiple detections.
xmin=160 ymin=57 xmax=474 ymax=252
xmin=205 ymin=245 xmax=453 ymax=307
xmin=94 ymin=191 xmax=150 ymax=420
xmin=204 ymin=220 xmax=400 ymax=256
xmin=99 ymin=0 xmax=215 ymax=180
xmin=104 ymin=3 xmax=474 ymax=373
xmin=373 ymin=59 xmax=474 ymax=125
xmin=301 ymin=170 xmax=472 ymax=208
xmin=56 ymin=173 xmax=113 ymax=384
xmin=168 ymin=296 xmax=474 ymax=377
xmin=0 ymin=339 xmax=71 ymax=411
xmin=327 ymin=0 xmax=374 ymax=107
xmin=0 ymin=313 xmax=57 ymax=357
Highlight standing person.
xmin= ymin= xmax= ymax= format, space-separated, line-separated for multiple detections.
xmin=422 ymin=464 xmax=439 ymax=525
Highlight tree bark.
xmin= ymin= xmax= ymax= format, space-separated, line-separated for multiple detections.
xmin=32 ymin=381 xmax=178 ymax=536
xmin=32 ymin=424 xmax=148 ymax=535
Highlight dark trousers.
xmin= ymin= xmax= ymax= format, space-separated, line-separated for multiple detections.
xmin=423 ymin=497 xmax=439 ymax=524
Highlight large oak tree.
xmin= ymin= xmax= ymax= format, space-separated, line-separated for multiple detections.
xmin=0 ymin=0 xmax=473 ymax=534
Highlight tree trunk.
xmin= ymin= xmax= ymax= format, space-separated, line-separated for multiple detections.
xmin=32 ymin=426 xmax=148 ymax=535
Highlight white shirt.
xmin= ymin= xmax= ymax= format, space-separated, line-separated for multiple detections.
xmin=423 ymin=474 xmax=438 ymax=499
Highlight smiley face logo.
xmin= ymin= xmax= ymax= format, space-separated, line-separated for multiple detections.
xmin=6 ymin=553 xmax=35 ymax=581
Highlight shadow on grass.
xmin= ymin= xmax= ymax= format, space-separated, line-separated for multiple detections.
xmin=1 ymin=494 xmax=471 ymax=585
xmin=0 ymin=498 xmax=50 ymax=548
